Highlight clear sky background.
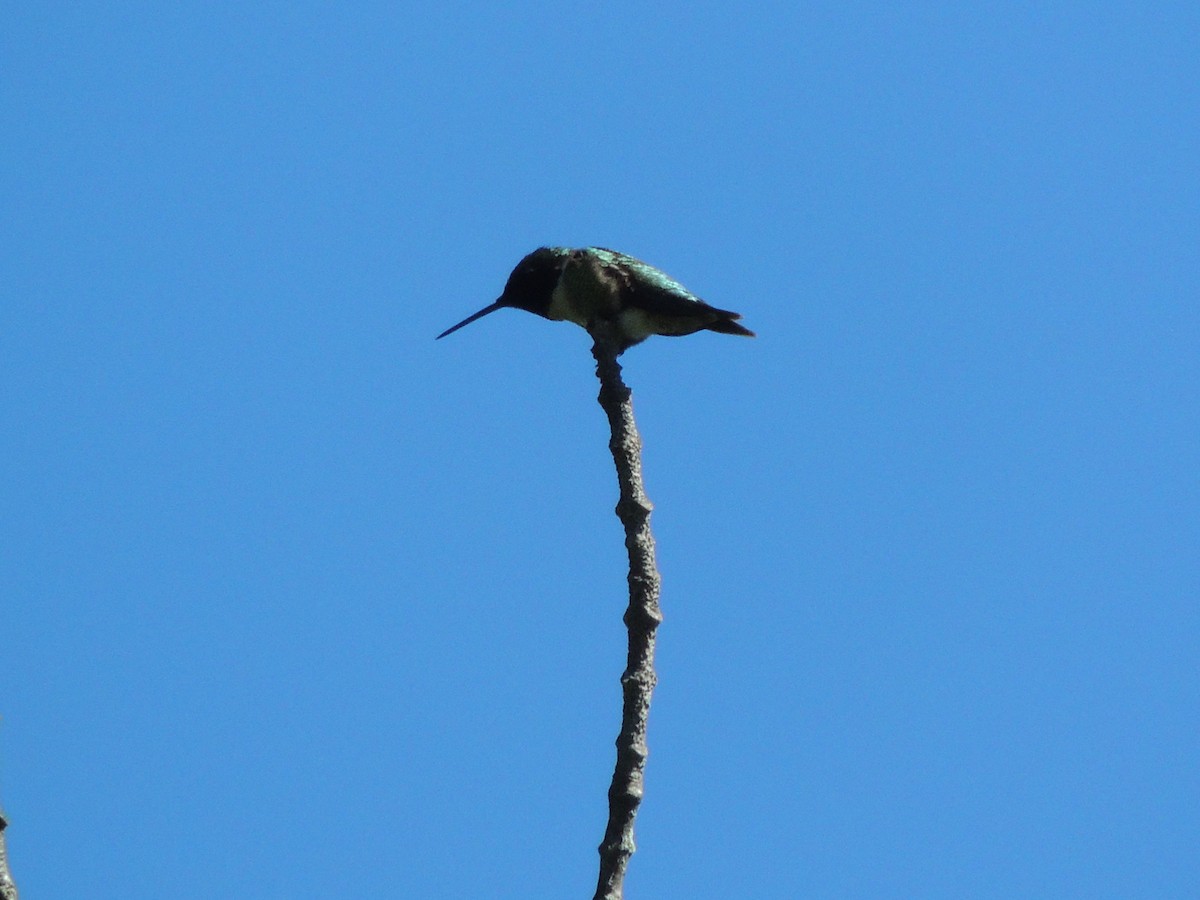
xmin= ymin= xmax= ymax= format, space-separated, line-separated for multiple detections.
xmin=3 ymin=4 xmax=1197 ymax=897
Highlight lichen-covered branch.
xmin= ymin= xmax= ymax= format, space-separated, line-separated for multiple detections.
xmin=0 ymin=807 xmax=18 ymax=900
xmin=590 ymin=327 xmax=664 ymax=900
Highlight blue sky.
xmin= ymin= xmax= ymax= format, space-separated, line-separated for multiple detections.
xmin=3 ymin=3 xmax=1197 ymax=897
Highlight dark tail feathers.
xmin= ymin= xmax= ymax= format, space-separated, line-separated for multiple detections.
xmin=706 ymin=312 xmax=755 ymax=338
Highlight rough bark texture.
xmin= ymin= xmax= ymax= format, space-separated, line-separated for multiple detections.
xmin=590 ymin=327 xmax=664 ymax=900
xmin=0 ymin=809 xmax=18 ymax=900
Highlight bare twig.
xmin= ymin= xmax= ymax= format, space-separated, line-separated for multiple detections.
xmin=590 ymin=327 xmax=664 ymax=900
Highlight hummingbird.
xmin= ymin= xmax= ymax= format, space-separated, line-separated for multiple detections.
xmin=435 ymin=247 xmax=755 ymax=354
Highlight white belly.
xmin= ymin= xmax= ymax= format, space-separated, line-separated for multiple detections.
xmin=617 ymin=308 xmax=658 ymax=341
xmin=547 ymin=280 xmax=590 ymax=326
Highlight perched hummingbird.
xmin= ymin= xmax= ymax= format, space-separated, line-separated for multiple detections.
xmin=435 ymin=247 xmax=755 ymax=353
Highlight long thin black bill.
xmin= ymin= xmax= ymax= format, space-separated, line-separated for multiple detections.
xmin=435 ymin=300 xmax=505 ymax=340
